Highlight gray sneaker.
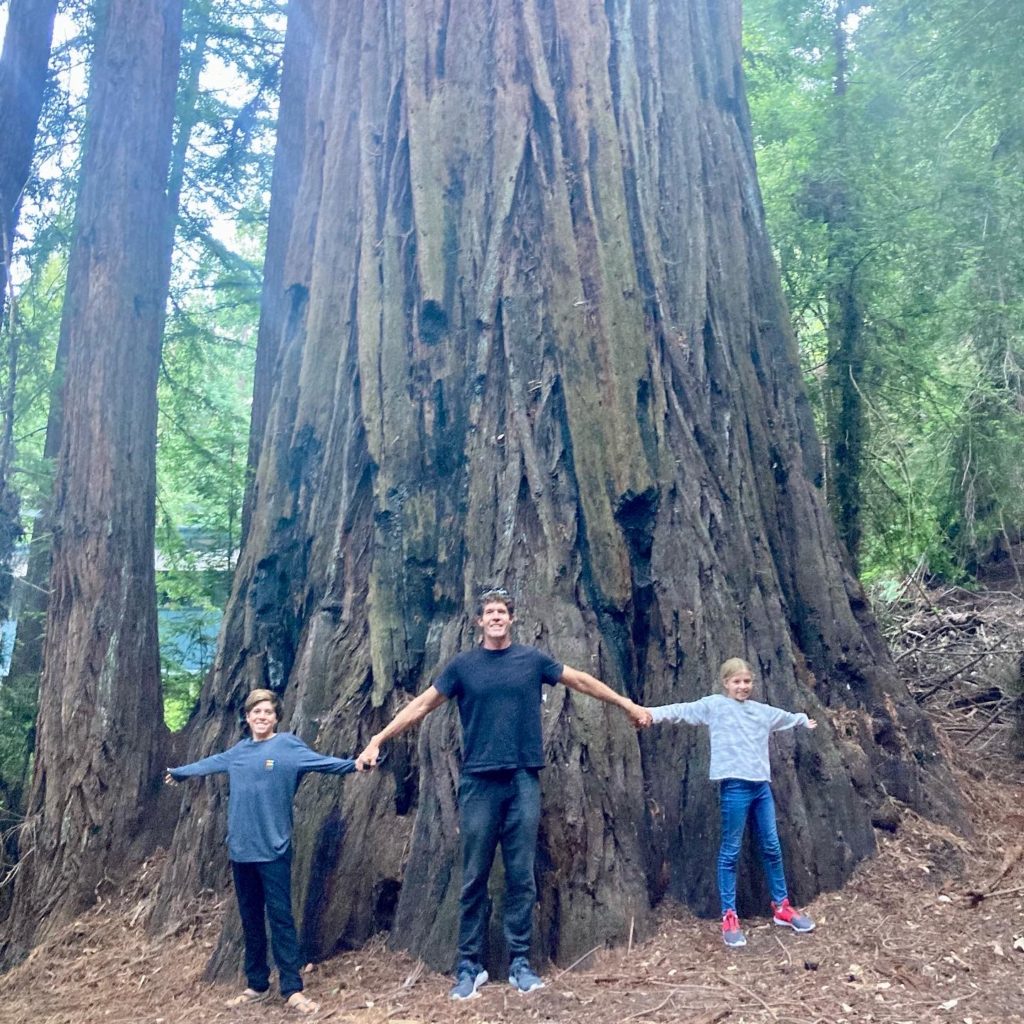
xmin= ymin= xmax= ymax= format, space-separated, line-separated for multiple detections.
xmin=722 ymin=909 xmax=747 ymax=947
xmin=449 ymin=961 xmax=488 ymax=1000
xmin=508 ymin=956 xmax=544 ymax=993
xmin=772 ymin=898 xmax=815 ymax=933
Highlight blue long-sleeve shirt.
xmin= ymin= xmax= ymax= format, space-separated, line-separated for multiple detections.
xmin=169 ymin=732 xmax=355 ymax=862
xmin=650 ymin=694 xmax=809 ymax=782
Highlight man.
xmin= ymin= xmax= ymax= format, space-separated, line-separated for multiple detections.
xmin=355 ymin=588 xmax=651 ymax=1000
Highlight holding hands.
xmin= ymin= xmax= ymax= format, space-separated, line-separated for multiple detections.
xmin=625 ymin=701 xmax=653 ymax=729
xmin=355 ymin=742 xmax=381 ymax=772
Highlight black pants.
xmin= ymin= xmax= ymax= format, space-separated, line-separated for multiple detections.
xmin=231 ymin=853 xmax=303 ymax=997
xmin=456 ymin=768 xmax=542 ymax=966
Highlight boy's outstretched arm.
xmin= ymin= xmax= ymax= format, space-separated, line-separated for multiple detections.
xmin=165 ymin=750 xmax=232 ymax=783
xmin=560 ymin=666 xmax=652 ymax=728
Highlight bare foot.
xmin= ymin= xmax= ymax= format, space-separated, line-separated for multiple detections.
xmin=287 ymin=992 xmax=320 ymax=1015
xmin=224 ymin=988 xmax=269 ymax=1008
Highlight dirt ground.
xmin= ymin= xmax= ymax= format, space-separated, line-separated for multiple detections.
xmin=2 ymin=584 xmax=1023 ymax=1024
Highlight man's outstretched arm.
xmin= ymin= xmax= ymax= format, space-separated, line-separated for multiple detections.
xmin=560 ymin=666 xmax=652 ymax=728
xmin=355 ymin=685 xmax=448 ymax=770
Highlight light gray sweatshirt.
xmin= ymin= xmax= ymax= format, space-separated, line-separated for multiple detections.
xmin=650 ymin=694 xmax=809 ymax=781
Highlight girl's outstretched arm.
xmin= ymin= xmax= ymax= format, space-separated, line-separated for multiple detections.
xmin=764 ymin=706 xmax=812 ymax=732
xmin=648 ymin=696 xmax=714 ymax=726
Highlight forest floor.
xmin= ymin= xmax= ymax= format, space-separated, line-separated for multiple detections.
xmin=2 ymin=580 xmax=1023 ymax=1024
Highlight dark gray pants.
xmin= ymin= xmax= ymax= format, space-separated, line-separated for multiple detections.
xmin=456 ymin=768 xmax=542 ymax=967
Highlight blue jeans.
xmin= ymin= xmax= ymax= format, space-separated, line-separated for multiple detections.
xmin=717 ymin=779 xmax=789 ymax=914
xmin=232 ymin=853 xmax=304 ymax=997
xmin=457 ymin=768 xmax=542 ymax=965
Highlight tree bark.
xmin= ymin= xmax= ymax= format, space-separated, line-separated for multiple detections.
xmin=0 ymin=0 xmax=58 ymax=313
xmin=155 ymin=0 xmax=964 ymax=977
xmin=822 ymin=2 xmax=866 ymax=571
xmin=5 ymin=0 xmax=214 ymax=726
xmin=1 ymin=0 xmax=183 ymax=962
xmin=0 ymin=0 xmax=60 ymax=743
xmin=241 ymin=0 xmax=320 ymax=545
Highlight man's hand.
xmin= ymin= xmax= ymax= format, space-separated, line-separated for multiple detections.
xmin=806 ymin=719 xmax=818 ymax=730
xmin=164 ymin=770 xmax=177 ymax=786
xmin=355 ymin=741 xmax=381 ymax=772
xmin=625 ymin=701 xmax=653 ymax=729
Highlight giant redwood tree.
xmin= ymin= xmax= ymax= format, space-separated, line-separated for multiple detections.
xmin=2 ymin=0 xmax=183 ymax=960
xmin=155 ymin=0 xmax=963 ymax=974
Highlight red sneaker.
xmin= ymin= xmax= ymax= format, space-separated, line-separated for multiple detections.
xmin=721 ymin=909 xmax=747 ymax=947
xmin=772 ymin=898 xmax=815 ymax=932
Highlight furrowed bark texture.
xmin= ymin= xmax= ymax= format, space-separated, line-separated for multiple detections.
xmin=241 ymin=0 xmax=319 ymax=545
xmin=2 ymin=0 xmax=183 ymax=962
xmin=155 ymin=0 xmax=963 ymax=975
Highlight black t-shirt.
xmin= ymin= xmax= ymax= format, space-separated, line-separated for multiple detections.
xmin=435 ymin=643 xmax=564 ymax=773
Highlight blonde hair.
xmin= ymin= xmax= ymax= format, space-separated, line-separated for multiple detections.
xmin=244 ymin=688 xmax=282 ymax=718
xmin=719 ymin=658 xmax=752 ymax=686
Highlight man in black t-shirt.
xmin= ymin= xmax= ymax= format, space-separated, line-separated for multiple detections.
xmin=356 ymin=588 xmax=651 ymax=1001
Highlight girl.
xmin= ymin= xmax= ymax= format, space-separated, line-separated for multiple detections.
xmin=647 ymin=658 xmax=817 ymax=947
xmin=167 ymin=688 xmax=356 ymax=1013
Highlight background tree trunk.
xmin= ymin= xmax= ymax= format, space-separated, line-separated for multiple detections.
xmin=1 ymin=0 xmax=183 ymax=962
xmin=5 ymin=0 xmax=213 ymax=725
xmin=0 ymin=0 xmax=60 ymax=739
xmin=822 ymin=2 xmax=866 ymax=571
xmin=0 ymin=0 xmax=58 ymax=314
xmin=154 ymin=0 xmax=964 ymax=977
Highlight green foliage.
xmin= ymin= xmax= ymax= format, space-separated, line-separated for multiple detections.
xmin=745 ymin=0 xmax=1024 ymax=582
xmin=150 ymin=0 xmax=283 ymax=727
xmin=0 ymin=0 xmax=283 ymax=780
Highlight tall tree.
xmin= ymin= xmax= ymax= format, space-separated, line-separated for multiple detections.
xmin=2 ymin=0 xmax=184 ymax=960
xmin=154 ymin=0 xmax=963 ymax=975
xmin=820 ymin=1 xmax=867 ymax=569
xmin=0 ymin=0 xmax=60 ymax=698
xmin=0 ymin=0 xmax=58 ymax=315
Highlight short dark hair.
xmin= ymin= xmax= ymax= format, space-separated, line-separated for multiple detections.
xmin=244 ymin=688 xmax=282 ymax=719
xmin=476 ymin=587 xmax=515 ymax=617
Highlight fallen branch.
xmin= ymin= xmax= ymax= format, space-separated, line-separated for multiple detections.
xmin=622 ymin=991 xmax=675 ymax=1021
xmin=964 ymin=882 xmax=1024 ymax=907
xmin=717 ymin=970 xmax=777 ymax=1017
xmin=962 ymin=699 xmax=1009 ymax=746
xmin=552 ymin=944 xmax=603 ymax=982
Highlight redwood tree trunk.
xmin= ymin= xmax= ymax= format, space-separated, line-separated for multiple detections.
xmin=241 ymin=0 xmax=319 ymax=545
xmin=2 ymin=0 xmax=183 ymax=961
xmin=823 ymin=2 xmax=866 ymax=570
xmin=155 ymin=0 xmax=963 ymax=976
xmin=0 ymin=0 xmax=60 ymax=717
xmin=5 ymin=0 xmax=212 ymax=724
xmin=0 ymin=0 xmax=58 ymax=311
